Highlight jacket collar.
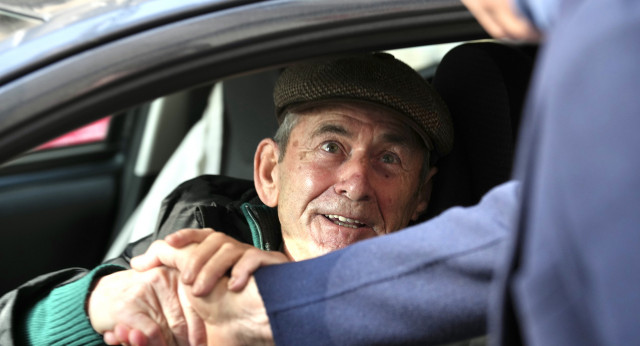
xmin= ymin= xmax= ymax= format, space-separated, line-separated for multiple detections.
xmin=241 ymin=202 xmax=282 ymax=251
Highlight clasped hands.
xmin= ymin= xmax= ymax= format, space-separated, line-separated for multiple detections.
xmin=88 ymin=229 xmax=288 ymax=346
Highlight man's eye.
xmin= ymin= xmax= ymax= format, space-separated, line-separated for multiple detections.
xmin=321 ymin=142 xmax=341 ymax=153
xmin=381 ymin=153 xmax=400 ymax=164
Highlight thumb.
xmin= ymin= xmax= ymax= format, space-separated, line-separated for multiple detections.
xmin=228 ymin=250 xmax=289 ymax=291
xmin=165 ymin=228 xmax=215 ymax=247
xmin=132 ymin=229 xmax=212 ymax=272
xmin=131 ymin=240 xmax=185 ymax=272
xmin=130 ymin=252 xmax=162 ymax=272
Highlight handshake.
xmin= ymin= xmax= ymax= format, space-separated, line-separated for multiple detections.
xmin=87 ymin=228 xmax=288 ymax=346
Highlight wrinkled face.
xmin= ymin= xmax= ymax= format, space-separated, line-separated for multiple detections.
xmin=274 ymin=103 xmax=434 ymax=260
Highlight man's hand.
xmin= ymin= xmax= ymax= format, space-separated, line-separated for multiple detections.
xmin=185 ymin=276 xmax=274 ymax=346
xmin=461 ymin=0 xmax=541 ymax=41
xmin=127 ymin=228 xmax=286 ymax=345
xmin=131 ymin=228 xmax=289 ymax=295
xmin=87 ymin=268 xmax=206 ymax=346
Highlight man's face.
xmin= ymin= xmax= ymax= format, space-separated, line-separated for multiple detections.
xmin=273 ymin=102 xmax=435 ymax=260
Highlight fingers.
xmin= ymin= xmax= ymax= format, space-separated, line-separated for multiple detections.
xmin=461 ymin=0 xmax=541 ymax=41
xmin=165 ymin=228 xmax=215 ymax=248
xmin=177 ymin=281 xmax=208 ymax=346
xmin=132 ymin=228 xmax=223 ymax=287
xmin=103 ymin=330 xmax=120 ymax=345
xmin=145 ymin=268 xmax=191 ymax=346
xmin=90 ymin=268 xmax=189 ymax=346
xmin=121 ymin=268 xmax=206 ymax=346
xmin=190 ymin=235 xmax=254 ymax=296
xmin=113 ymin=312 xmax=169 ymax=346
xmin=130 ymin=241 xmax=165 ymax=271
xmin=156 ymin=231 xmax=255 ymax=293
xmin=189 ymin=276 xmax=274 ymax=345
xmin=178 ymin=232 xmax=234 ymax=286
xmin=123 ymin=228 xmax=280 ymax=344
xmin=488 ymin=2 xmax=540 ymax=41
xmin=159 ymin=230 xmax=285 ymax=296
xmin=104 ymin=324 xmax=151 ymax=346
xmin=184 ymin=307 xmax=207 ymax=346
xmin=132 ymin=230 xmax=253 ymax=296
xmin=131 ymin=240 xmax=191 ymax=272
xmin=131 ymin=228 xmax=214 ymax=272
xmin=227 ymin=250 xmax=289 ymax=291
xmin=185 ymin=275 xmax=231 ymax=323
xmin=128 ymin=328 xmax=151 ymax=346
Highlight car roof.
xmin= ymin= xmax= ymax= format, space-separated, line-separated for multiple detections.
xmin=0 ymin=0 xmax=249 ymax=84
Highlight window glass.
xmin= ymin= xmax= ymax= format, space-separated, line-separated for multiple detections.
xmin=35 ymin=116 xmax=111 ymax=151
xmin=388 ymin=42 xmax=462 ymax=71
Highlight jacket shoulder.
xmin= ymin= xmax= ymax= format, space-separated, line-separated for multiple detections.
xmin=155 ymin=175 xmax=258 ymax=242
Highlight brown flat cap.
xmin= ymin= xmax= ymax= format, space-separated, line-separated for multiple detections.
xmin=273 ymin=52 xmax=454 ymax=156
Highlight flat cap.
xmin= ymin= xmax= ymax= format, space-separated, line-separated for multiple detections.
xmin=273 ymin=52 xmax=454 ymax=156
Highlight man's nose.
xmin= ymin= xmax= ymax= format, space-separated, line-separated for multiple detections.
xmin=334 ymin=155 xmax=374 ymax=201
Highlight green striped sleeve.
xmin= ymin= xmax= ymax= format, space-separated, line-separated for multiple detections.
xmin=25 ymin=264 xmax=125 ymax=346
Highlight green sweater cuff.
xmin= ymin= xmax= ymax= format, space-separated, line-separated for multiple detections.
xmin=25 ymin=264 xmax=125 ymax=346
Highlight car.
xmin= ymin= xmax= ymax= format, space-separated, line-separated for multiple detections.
xmin=0 ymin=0 xmax=535 ymax=327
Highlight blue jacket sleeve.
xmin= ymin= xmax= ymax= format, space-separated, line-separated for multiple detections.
xmin=255 ymin=181 xmax=519 ymax=345
xmin=512 ymin=0 xmax=560 ymax=31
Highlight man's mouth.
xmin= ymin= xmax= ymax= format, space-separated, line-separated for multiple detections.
xmin=324 ymin=214 xmax=367 ymax=229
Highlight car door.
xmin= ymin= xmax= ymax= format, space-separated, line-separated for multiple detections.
xmin=0 ymin=107 xmax=147 ymax=296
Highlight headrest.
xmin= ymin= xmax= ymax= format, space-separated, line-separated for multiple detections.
xmin=423 ymin=42 xmax=535 ymax=219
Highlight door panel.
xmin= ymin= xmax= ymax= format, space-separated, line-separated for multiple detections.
xmin=0 ymin=170 xmax=118 ymax=295
xmin=0 ymin=122 xmax=130 ymax=296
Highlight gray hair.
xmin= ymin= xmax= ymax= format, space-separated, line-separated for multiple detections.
xmin=273 ymin=110 xmax=300 ymax=162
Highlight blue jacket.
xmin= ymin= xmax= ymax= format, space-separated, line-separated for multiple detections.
xmin=256 ymin=181 xmax=518 ymax=345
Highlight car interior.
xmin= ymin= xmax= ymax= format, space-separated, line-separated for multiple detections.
xmin=0 ymin=38 xmax=537 ymax=307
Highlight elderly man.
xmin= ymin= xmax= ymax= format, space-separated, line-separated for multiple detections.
xmin=0 ymin=52 xmax=452 ymax=346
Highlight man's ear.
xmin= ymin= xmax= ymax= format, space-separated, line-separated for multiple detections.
xmin=254 ymin=138 xmax=280 ymax=207
xmin=411 ymin=166 xmax=438 ymax=221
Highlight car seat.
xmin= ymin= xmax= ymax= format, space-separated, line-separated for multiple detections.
xmin=104 ymin=70 xmax=279 ymax=260
xmin=424 ymin=41 xmax=536 ymax=220
xmin=104 ymin=84 xmax=224 ymax=259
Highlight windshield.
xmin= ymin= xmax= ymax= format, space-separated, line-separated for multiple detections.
xmin=0 ymin=0 xmax=93 ymax=41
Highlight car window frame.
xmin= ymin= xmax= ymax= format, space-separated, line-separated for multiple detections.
xmin=0 ymin=0 xmax=483 ymax=165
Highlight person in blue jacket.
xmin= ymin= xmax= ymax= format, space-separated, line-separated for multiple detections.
xmin=139 ymin=0 xmax=640 ymax=345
